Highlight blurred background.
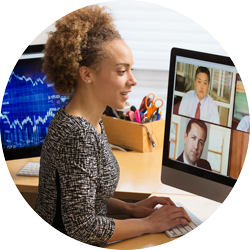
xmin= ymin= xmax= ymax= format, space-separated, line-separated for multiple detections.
xmin=31 ymin=0 xmax=228 ymax=119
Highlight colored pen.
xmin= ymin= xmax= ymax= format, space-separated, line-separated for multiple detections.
xmin=135 ymin=110 xmax=141 ymax=123
xmin=159 ymin=111 xmax=162 ymax=120
xmin=129 ymin=111 xmax=135 ymax=122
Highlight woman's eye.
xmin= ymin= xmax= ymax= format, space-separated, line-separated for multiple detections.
xmin=118 ymin=68 xmax=133 ymax=74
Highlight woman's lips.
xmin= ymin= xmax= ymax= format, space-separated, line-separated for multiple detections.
xmin=121 ymin=92 xmax=130 ymax=100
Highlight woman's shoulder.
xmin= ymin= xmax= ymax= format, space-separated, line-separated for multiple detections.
xmin=50 ymin=108 xmax=107 ymax=146
xmin=43 ymin=109 xmax=92 ymax=150
xmin=51 ymin=107 xmax=93 ymax=134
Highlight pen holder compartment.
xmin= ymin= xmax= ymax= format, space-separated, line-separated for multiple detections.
xmin=101 ymin=115 xmax=165 ymax=153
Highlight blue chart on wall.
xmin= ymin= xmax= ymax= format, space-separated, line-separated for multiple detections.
xmin=0 ymin=57 xmax=71 ymax=150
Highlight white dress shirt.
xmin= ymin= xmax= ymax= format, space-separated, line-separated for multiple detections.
xmin=183 ymin=151 xmax=197 ymax=166
xmin=178 ymin=90 xmax=220 ymax=124
xmin=236 ymin=115 xmax=250 ymax=132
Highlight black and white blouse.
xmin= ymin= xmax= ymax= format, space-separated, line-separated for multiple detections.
xmin=35 ymin=107 xmax=120 ymax=246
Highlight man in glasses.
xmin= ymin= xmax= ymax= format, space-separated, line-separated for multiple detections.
xmin=176 ymin=119 xmax=212 ymax=170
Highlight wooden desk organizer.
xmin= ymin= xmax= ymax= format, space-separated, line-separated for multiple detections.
xmin=101 ymin=115 xmax=165 ymax=153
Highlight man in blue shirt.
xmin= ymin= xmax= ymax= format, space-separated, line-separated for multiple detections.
xmin=178 ymin=66 xmax=220 ymax=125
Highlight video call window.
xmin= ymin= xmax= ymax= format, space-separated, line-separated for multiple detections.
xmin=233 ymin=75 xmax=250 ymax=132
xmin=169 ymin=56 xmax=249 ymax=180
xmin=173 ymin=56 xmax=238 ymax=128
xmin=170 ymin=116 xmax=231 ymax=177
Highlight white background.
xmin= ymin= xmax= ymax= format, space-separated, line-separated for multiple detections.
xmin=0 ymin=0 xmax=249 ymax=249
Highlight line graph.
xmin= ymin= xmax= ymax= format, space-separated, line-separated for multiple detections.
xmin=8 ymin=71 xmax=47 ymax=87
xmin=1 ymin=108 xmax=56 ymax=130
xmin=0 ymin=57 xmax=70 ymax=149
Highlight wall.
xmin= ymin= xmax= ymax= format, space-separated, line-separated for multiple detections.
xmin=30 ymin=1 xmax=227 ymax=118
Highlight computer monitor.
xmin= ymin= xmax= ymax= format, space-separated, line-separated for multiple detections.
xmin=0 ymin=45 xmax=72 ymax=160
xmin=161 ymin=48 xmax=249 ymax=203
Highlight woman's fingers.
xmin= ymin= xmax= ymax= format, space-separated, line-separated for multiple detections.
xmin=151 ymin=196 xmax=176 ymax=207
xmin=145 ymin=204 xmax=193 ymax=234
xmin=168 ymin=217 xmax=190 ymax=230
xmin=167 ymin=206 xmax=191 ymax=222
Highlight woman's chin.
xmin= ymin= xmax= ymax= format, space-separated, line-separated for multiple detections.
xmin=110 ymin=103 xmax=126 ymax=110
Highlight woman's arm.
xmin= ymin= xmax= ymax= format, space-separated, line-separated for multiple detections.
xmin=107 ymin=196 xmax=177 ymax=218
xmin=106 ymin=197 xmax=133 ymax=215
xmin=107 ymin=204 xmax=191 ymax=243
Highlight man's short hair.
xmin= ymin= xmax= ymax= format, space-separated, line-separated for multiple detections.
xmin=186 ymin=119 xmax=207 ymax=142
xmin=195 ymin=66 xmax=210 ymax=83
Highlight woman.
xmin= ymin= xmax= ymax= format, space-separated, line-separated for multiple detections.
xmin=35 ymin=5 xmax=191 ymax=246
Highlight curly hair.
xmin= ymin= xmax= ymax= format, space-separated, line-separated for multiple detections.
xmin=42 ymin=5 xmax=122 ymax=95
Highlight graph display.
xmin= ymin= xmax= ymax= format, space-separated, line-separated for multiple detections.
xmin=0 ymin=55 xmax=71 ymax=150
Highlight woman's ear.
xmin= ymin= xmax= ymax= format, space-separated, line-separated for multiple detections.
xmin=79 ymin=66 xmax=92 ymax=83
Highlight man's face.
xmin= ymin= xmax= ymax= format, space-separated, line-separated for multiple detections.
xmin=194 ymin=72 xmax=209 ymax=101
xmin=184 ymin=123 xmax=206 ymax=165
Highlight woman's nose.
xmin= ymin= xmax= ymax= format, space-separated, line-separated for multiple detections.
xmin=129 ymin=72 xmax=137 ymax=86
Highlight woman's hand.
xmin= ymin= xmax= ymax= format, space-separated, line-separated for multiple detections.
xmin=107 ymin=197 xmax=192 ymax=243
xmin=128 ymin=196 xmax=176 ymax=218
xmin=143 ymin=204 xmax=191 ymax=234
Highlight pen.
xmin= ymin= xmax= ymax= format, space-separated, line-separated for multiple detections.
xmin=135 ymin=109 xmax=141 ymax=123
xmin=157 ymin=111 xmax=162 ymax=120
xmin=155 ymin=108 xmax=159 ymax=121
xmin=129 ymin=111 xmax=135 ymax=122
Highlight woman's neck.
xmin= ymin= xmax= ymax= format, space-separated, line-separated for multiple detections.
xmin=65 ymin=90 xmax=105 ymax=133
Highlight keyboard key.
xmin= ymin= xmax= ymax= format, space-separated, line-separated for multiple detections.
xmin=189 ymin=221 xmax=198 ymax=229
xmin=172 ymin=228 xmax=182 ymax=235
xmin=183 ymin=225 xmax=192 ymax=232
xmin=165 ymin=230 xmax=176 ymax=238
xmin=165 ymin=228 xmax=182 ymax=237
xmin=164 ymin=203 xmax=202 ymax=238
xmin=176 ymin=225 xmax=188 ymax=234
xmin=165 ymin=219 xmax=200 ymax=237
xmin=192 ymin=220 xmax=199 ymax=227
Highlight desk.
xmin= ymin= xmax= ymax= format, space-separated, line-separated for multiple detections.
xmin=6 ymin=149 xmax=164 ymax=200
xmin=7 ymin=157 xmax=40 ymax=193
xmin=6 ymin=149 xmax=221 ymax=249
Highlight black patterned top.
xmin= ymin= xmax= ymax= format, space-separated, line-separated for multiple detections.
xmin=35 ymin=107 xmax=120 ymax=246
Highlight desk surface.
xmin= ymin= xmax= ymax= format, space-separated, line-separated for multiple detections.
xmin=7 ymin=156 xmax=40 ymax=193
xmin=6 ymin=149 xmax=221 ymax=249
xmin=6 ymin=149 xmax=164 ymax=199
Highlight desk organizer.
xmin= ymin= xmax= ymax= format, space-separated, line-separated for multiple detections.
xmin=101 ymin=115 xmax=165 ymax=153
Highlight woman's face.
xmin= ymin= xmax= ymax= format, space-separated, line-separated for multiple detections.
xmin=90 ymin=39 xmax=137 ymax=110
